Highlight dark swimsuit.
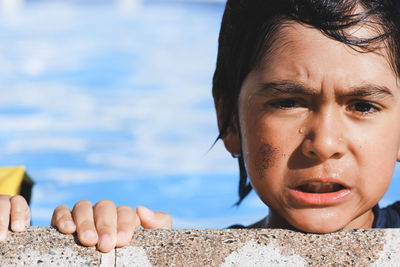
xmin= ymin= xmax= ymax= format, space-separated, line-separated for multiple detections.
xmin=229 ymin=201 xmax=400 ymax=229
xmin=373 ymin=201 xmax=400 ymax=228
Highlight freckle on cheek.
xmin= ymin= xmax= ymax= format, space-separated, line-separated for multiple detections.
xmin=254 ymin=143 xmax=279 ymax=179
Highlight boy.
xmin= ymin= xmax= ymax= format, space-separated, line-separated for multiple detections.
xmin=3 ymin=0 xmax=400 ymax=253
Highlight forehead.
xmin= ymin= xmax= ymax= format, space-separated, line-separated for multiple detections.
xmin=255 ymin=22 xmax=398 ymax=92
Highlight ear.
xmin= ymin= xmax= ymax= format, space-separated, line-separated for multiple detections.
xmin=214 ymin=97 xmax=241 ymax=156
xmin=222 ymin=122 xmax=241 ymax=156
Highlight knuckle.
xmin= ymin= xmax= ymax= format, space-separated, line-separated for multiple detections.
xmin=10 ymin=195 xmax=25 ymax=203
xmin=117 ymin=206 xmax=139 ymax=224
xmin=10 ymin=202 xmax=27 ymax=214
xmin=94 ymin=200 xmax=116 ymax=209
xmin=54 ymin=205 xmax=69 ymax=213
xmin=96 ymin=217 xmax=117 ymax=228
xmin=77 ymin=219 xmax=95 ymax=229
xmin=95 ymin=225 xmax=111 ymax=233
xmin=53 ymin=206 xmax=70 ymax=222
xmin=95 ymin=212 xmax=117 ymax=229
xmin=117 ymin=222 xmax=135 ymax=231
xmin=11 ymin=210 xmax=25 ymax=218
xmin=117 ymin=206 xmax=135 ymax=213
xmin=73 ymin=200 xmax=92 ymax=209
xmin=57 ymin=214 xmax=72 ymax=224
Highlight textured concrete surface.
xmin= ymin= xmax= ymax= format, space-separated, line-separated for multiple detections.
xmin=0 ymin=227 xmax=101 ymax=266
xmin=1 ymin=227 xmax=400 ymax=266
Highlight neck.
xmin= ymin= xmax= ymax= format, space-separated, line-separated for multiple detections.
xmin=265 ymin=210 xmax=297 ymax=231
xmin=344 ymin=208 xmax=375 ymax=229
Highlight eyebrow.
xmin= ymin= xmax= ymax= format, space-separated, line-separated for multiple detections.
xmin=345 ymin=85 xmax=393 ymax=98
xmin=256 ymin=81 xmax=394 ymax=99
xmin=257 ymin=81 xmax=317 ymax=96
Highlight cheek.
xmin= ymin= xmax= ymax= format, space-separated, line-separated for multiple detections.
xmin=361 ymin=141 xmax=397 ymax=188
xmin=240 ymin=115 xmax=291 ymax=182
xmin=252 ymin=143 xmax=280 ymax=180
xmin=357 ymin=128 xmax=399 ymax=176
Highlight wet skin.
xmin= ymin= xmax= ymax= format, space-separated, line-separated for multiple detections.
xmin=223 ymin=22 xmax=400 ymax=233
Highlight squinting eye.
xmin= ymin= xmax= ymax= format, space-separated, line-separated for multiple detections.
xmin=348 ymin=102 xmax=380 ymax=114
xmin=270 ymin=99 xmax=300 ymax=109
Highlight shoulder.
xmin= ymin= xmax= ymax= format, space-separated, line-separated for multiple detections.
xmin=373 ymin=201 xmax=400 ymax=228
xmin=228 ymin=224 xmax=247 ymax=229
xmin=227 ymin=217 xmax=268 ymax=229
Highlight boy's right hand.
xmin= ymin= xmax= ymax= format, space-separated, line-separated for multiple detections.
xmin=51 ymin=200 xmax=172 ymax=253
xmin=0 ymin=194 xmax=30 ymax=241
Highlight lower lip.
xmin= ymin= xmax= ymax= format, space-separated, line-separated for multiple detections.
xmin=288 ymin=188 xmax=351 ymax=205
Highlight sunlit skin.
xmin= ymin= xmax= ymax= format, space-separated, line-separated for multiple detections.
xmin=50 ymin=202 xmax=172 ymax=252
xmin=0 ymin=194 xmax=172 ymax=253
xmin=0 ymin=195 xmax=30 ymax=241
xmin=223 ymin=22 xmax=400 ymax=233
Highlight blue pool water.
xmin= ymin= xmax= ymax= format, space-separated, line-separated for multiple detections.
xmin=0 ymin=0 xmax=399 ymax=228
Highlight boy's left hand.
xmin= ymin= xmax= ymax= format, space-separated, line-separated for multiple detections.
xmin=0 ymin=194 xmax=31 ymax=241
xmin=51 ymin=200 xmax=172 ymax=253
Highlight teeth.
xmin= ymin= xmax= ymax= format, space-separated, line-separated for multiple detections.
xmin=298 ymin=182 xmax=343 ymax=193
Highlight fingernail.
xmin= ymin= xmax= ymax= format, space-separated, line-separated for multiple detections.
xmin=12 ymin=220 xmax=24 ymax=231
xmin=99 ymin=234 xmax=111 ymax=248
xmin=82 ymin=230 xmax=97 ymax=241
xmin=140 ymin=206 xmax=154 ymax=217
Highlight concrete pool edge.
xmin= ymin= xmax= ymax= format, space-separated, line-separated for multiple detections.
xmin=1 ymin=227 xmax=399 ymax=266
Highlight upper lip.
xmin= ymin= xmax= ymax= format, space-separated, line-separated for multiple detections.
xmin=290 ymin=178 xmax=351 ymax=190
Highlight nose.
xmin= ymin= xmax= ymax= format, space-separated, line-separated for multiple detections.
xmin=301 ymin=108 xmax=346 ymax=161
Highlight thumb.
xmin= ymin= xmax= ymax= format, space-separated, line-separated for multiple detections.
xmin=136 ymin=206 xmax=172 ymax=229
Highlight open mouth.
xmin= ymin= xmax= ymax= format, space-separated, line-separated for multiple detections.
xmin=296 ymin=182 xmax=346 ymax=194
xmin=289 ymin=181 xmax=351 ymax=205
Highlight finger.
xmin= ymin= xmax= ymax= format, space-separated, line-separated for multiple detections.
xmin=25 ymin=200 xmax=31 ymax=228
xmin=136 ymin=206 xmax=172 ymax=229
xmin=72 ymin=200 xmax=98 ymax=247
xmin=93 ymin=200 xmax=117 ymax=253
xmin=10 ymin=195 xmax=29 ymax=232
xmin=116 ymin=206 xmax=139 ymax=247
xmin=0 ymin=195 xmax=11 ymax=241
xmin=51 ymin=205 xmax=76 ymax=234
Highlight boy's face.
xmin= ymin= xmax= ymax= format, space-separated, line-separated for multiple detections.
xmin=225 ymin=22 xmax=400 ymax=233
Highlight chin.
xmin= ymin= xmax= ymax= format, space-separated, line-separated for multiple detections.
xmin=295 ymin=223 xmax=343 ymax=234
xmin=286 ymin=211 xmax=349 ymax=234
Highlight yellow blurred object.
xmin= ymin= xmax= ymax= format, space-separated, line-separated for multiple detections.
xmin=0 ymin=166 xmax=34 ymax=204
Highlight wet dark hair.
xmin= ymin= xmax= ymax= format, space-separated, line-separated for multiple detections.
xmin=212 ymin=0 xmax=400 ymax=205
